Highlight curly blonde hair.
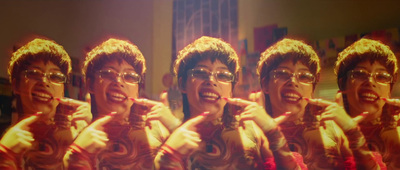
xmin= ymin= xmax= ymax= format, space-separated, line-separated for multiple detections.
xmin=82 ymin=38 xmax=146 ymax=83
xmin=8 ymin=38 xmax=71 ymax=84
xmin=335 ymin=38 xmax=398 ymax=90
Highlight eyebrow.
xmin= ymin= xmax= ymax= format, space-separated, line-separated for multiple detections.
xmin=30 ymin=66 xmax=61 ymax=72
xmin=195 ymin=64 xmax=229 ymax=70
xmin=102 ymin=66 xmax=136 ymax=72
xmin=276 ymin=66 xmax=310 ymax=72
xmin=354 ymin=66 xmax=388 ymax=72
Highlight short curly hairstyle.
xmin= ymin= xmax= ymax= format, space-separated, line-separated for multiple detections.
xmin=257 ymin=38 xmax=321 ymax=116
xmin=174 ymin=36 xmax=240 ymax=88
xmin=173 ymin=36 xmax=239 ymax=121
xmin=8 ymin=38 xmax=72 ymax=84
xmin=335 ymin=38 xmax=398 ymax=91
xmin=82 ymin=38 xmax=146 ymax=84
xmin=257 ymin=38 xmax=321 ymax=86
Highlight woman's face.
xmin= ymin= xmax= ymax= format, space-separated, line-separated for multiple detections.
xmin=90 ymin=59 xmax=139 ymax=116
xmin=182 ymin=59 xmax=233 ymax=118
xmin=14 ymin=60 xmax=64 ymax=117
xmin=344 ymin=61 xmax=391 ymax=119
xmin=263 ymin=60 xmax=314 ymax=118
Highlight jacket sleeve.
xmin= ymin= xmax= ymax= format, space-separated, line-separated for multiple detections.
xmin=63 ymin=143 xmax=96 ymax=170
xmin=153 ymin=145 xmax=185 ymax=170
xmin=0 ymin=144 xmax=22 ymax=170
xmin=344 ymin=126 xmax=384 ymax=169
xmin=264 ymin=126 xmax=304 ymax=169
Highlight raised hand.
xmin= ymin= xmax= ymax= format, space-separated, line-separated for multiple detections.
xmin=0 ymin=112 xmax=42 ymax=154
xmin=304 ymin=94 xmax=368 ymax=131
xmin=131 ymin=92 xmax=180 ymax=131
xmin=382 ymin=97 xmax=400 ymax=122
xmin=56 ymin=97 xmax=92 ymax=124
xmin=248 ymin=91 xmax=291 ymax=125
xmin=224 ymin=97 xmax=278 ymax=132
xmin=163 ymin=112 xmax=210 ymax=156
xmin=72 ymin=112 xmax=116 ymax=154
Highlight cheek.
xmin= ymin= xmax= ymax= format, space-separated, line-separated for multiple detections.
xmin=127 ymin=85 xmax=139 ymax=98
xmin=54 ymin=85 xmax=64 ymax=97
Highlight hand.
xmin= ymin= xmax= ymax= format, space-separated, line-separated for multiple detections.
xmin=382 ymin=98 xmax=400 ymax=122
xmin=248 ymin=91 xmax=291 ymax=125
xmin=131 ymin=92 xmax=181 ymax=131
xmin=72 ymin=112 xmax=116 ymax=154
xmin=0 ymin=112 xmax=42 ymax=154
xmin=56 ymin=97 xmax=92 ymax=124
xmin=304 ymin=94 xmax=368 ymax=132
xmin=224 ymin=97 xmax=280 ymax=132
xmin=163 ymin=112 xmax=209 ymax=156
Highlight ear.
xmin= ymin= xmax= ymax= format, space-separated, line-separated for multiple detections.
xmin=178 ymin=77 xmax=186 ymax=93
xmin=338 ymin=77 xmax=345 ymax=91
xmin=87 ymin=78 xmax=95 ymax=93
xmin=11 ymin=78 xmax=21 ymax=94
xmin=261 ymin=77 xmax=269 ymax=94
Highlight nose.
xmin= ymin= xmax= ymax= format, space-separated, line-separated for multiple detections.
xmin=204 ymin=74 xmax=218 ymax=87
xmin=112 ymin=75 xmax=125 ymax=87
xmin=285 ymin=75 xmax=299 ymax=87
xmin=363 ymin=76 xmax=376 ymax=87
xmin=37 ymin=75 xmax=51 ymax=87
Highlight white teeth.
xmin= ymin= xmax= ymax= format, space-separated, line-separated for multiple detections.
xmin=32 ymin=92 xmax=52 ymax=101
xmin=360 ymin=93 xmax=378 ymax=99
xmin=108 ymin=92 xmax=127 ymax=102
xmin=283 ymin=93 xmax=300 ymax=98
xmin=200 ymin=92 xmax=219 ymax=98
xmin=360 ymin=93 xmax=378 ymax=101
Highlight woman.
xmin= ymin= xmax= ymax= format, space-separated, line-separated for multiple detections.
xmin=63 ymin=38 xmax=180 ymax=169
xmin=0 ymin=38 xmax=91 ymax=169
xmin=154 ymin=36 xmax=302 ymax=169
xmin=335 ymin=38 xmax=399 ymax=169
xmin=256 ymin=38 xmax=364 ymax=169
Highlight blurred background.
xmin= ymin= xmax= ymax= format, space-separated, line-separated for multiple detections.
xmin=1 ymin=0 xmax=400 ymax=130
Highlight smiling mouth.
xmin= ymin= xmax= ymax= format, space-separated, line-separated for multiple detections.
xmin=359 ymin=92 xmax=379 ymax=102
xmin=32 ymin=91 xmax=53 ymax=102
xmin=281 ymin=92 xmax=302 ymax=103
xmin=107 ymin=92 xmax=127 ymax=102
xmin=199 ymin=91 xmax=221 ymax=102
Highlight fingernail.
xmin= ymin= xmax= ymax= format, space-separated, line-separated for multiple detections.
xmin=222 ymin=97 xmax=228 ymax=101
xmin=282 ymin=112 xmax=291 ymax=116
xmin=34 ymin=112 xmax=43 ymax=116
xmin=251 ymin=91 xmax=255 ymax=93
xmin=201 ymin=112 xmax=210 ymax=116
xmin=55 ymin=97 xmax=61 ymax=101
xmin=107 ymin=112 xmax=117 ymax=116
xmin=129 ymin=97 xmax=135 ymax=101
xmin=162 ymin=90 xmax=167 ymax=93
xmin=303 ymin=97 xmax=310 ymax=101
xmin=337 ymin=90 xmax=341 ymax=93
xmin=381 ymin=97 xmax=387 ymax=101
xmin=257 ymin=90 xmax=261 ymax=92
xmin=360 ymin=112 xmax=369 ymax=117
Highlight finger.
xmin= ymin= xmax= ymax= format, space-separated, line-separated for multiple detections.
xmin=91 ymin=112 xmax=117 ymax=128
xmin=182 ymin=112 xmax=210 ymax=130
xmin=353 ymin=112 xmax=369 ymax=124
xmin=223 ymin=97 xmax=254 ymax=107
xmin=254 ymin=91 xmax=265 ymax=106
xmin=56 ymin=97 xmax=87 ymax=107
xmin=17 ymin=132 xmax=34 ymax=141
xmin=335 ymin=91 xmax=344 ymax=106
xmin=249 ymin=92 xmax=256 ymax=102
xmin=131 ymin=98 xmax=161 ymax=107
xmin=92 ymin=133 xmax=109 ymax=142
xmin=382 ymin=98 xmax=400 ymax=107
xmin=304 ymin=97 xmax=335 ymax=107
xmin=274 ymin=112 xmax=292 ymax=125
xmin=16 ymin=112 xmax=43 ymax=128
xmin=160 ymin=91 xmax=169 ymax=107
